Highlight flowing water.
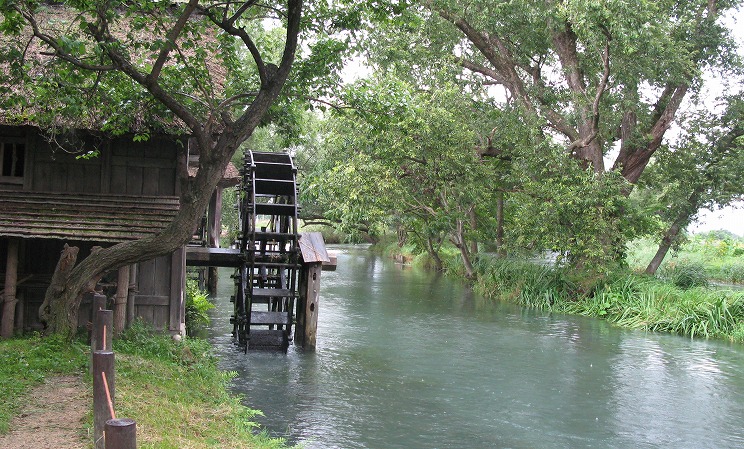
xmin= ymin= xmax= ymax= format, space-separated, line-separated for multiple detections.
xmin=207 ymin=246 xmax=744 ymax=449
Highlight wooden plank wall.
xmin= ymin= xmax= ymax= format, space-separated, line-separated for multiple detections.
xmin=30 ymin=133 xmax=178 ymax=196
xmin=0 ymin=128 xmax=185 ymax=333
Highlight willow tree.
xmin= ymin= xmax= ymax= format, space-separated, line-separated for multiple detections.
xmin=0 ymin=0 xmax=304 ymax=337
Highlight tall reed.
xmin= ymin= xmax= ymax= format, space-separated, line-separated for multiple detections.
xmin=472 ymin=255 xmax=744 ymax=342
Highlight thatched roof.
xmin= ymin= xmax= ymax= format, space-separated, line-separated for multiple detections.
xmin=0 ymin=4 xmax=228 ymax=135
xmin=0 ymin=189 xmax=180 ymax=242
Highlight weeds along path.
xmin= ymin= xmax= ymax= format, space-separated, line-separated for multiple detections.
xmin=0 ymin=375 xmax=88 ymax=449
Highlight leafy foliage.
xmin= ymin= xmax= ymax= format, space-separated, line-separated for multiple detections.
xmin=185 ymin=279 xmax=214 ymax=336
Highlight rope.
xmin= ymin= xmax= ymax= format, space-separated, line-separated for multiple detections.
xmin=101 ymin=371 xmax=116 ymax=420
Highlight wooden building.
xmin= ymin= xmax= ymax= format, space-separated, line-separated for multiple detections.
xmin=0 ymin=124 xmax=188 ymax=335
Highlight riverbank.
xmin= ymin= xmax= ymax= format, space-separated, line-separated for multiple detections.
xmin=0 ymin=328 xmax=290 ymax=449
xmin=379 ymin=242 xmax=744 ymax=343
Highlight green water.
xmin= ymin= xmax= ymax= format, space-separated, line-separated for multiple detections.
xmin=208 ymin=246 xmax=744 ymax=448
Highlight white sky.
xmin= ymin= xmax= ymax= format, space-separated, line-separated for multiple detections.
xmin=690 ymin=205 xmax=744 ymax=236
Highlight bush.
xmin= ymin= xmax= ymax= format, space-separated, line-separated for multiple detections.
xmin=663 ymin=262 xmax=709 ymax=289
xmin=185 ymin=279 xmax=214 ymax=336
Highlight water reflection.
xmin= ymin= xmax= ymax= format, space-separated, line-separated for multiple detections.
xmin=208 ymin=246 xmax=744 ymax=449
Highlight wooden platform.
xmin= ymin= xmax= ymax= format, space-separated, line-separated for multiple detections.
xmin=185 ymin=247 xmax=243 ymax=267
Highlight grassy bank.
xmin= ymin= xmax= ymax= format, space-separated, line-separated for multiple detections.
xmin=0 ymin=334 xmax=88 ymax=434
xmin=469 ymin=255 xmax=744 ymax=342
xmin=380 ymin=239 xmax=744 ymax=343
xmin=628 ymin=234 xmax=744 ymax=284
xmin=0 ymin=328 xmax=290 ymax=448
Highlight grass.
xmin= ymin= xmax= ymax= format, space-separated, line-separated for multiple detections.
xmin=465 ymin=255 xmax=744 ymax=342
xmin=560 ymin=276 xmax=744 ymax=341
xmin=0 ymin=333 xmax=88 ymax=434
xmin=113 ymin=323 xmax=290 ymax=449
xmin=378 ymin=236 xmax=744 ymax=343
xmin=628 ymin=234 xmax=744 ymax=284
xmin=0 ymin=325 xmax=291 ymax=448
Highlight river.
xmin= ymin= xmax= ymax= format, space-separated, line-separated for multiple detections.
xmin=207 ymin=245 xmax=744 ymax=449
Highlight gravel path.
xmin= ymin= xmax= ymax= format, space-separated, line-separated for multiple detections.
xmin=0 ymin=375 xmax=89 ymax=449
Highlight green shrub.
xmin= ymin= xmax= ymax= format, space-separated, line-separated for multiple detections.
xmin=663 ymin=262 xmax=709 ymax=289
xmin=185 ymin=279 xmax=214 ymax=336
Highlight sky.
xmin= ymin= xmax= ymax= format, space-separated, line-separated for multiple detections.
xmin=690 ymin=205 xmax=744 ymax=236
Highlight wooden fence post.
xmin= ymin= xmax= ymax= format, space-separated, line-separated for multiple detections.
xmin=126 ymin=265 xmax=137 ymax=328
xmin=94 ymin=309 xmax=114 ymax=352
xmin=90 ymin=293 xmax=107 ymax=345
xmin=105 ymin=418 xmax=136 ymax=449
xmin=93 ymin=350 xmax=115 ymax=449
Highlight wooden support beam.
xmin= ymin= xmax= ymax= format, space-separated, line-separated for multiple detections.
xmin=1 ymin=239 xmax=19 ymax=338
xmin=113 ymin=266 xmax=129 ymax=335
xmin=169 ymin=248 xmax=186 ymax=334
xmin=93 ymin=351 xmax=115 ymax=449
xmin=126 ymin=265 xmax=137 ymax=328
xmin=295 ymin=262 xmax=322 ymax=350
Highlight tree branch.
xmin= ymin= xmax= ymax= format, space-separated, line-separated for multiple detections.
xmin=149 ymin=0 xmax=199 ymax=83
xmin=19 ymin=7 xmax=115 ymax=71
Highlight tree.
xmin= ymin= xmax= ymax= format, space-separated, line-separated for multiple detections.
xmin=639 ymin=95 xmax=744 ymax=274
xmin=417 ymin=0 xmax=739 ymax=179
xmin=356 ymin=0 xmax=741 ymax=270
xmin=0 ymin=0 xmax=303 ymax=337
xmin=304 ymin=75 xmax=501 ymax=275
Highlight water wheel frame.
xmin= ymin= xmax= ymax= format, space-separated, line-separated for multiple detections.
xmin=233 ymin=150 xmax=300 ymax=351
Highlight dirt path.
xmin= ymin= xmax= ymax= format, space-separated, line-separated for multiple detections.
xmin=0 ymin=375 xmax=89 ymax=449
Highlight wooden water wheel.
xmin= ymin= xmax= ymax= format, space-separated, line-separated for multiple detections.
xmin=233 ymin=150 xmax=300 ymax=351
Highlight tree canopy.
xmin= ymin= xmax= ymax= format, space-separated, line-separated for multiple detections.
xmin=300 ymin=0 xmax=744 ymax=281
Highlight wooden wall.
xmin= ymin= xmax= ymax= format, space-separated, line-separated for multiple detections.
xmin=0 ymin=127 xmax=185 ymax=334
xmin=28 ymin=132 xmax=178 ymax=196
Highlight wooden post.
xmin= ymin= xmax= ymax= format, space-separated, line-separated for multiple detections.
xmin=93 ymin=309 xmax=114 ymax=352
xmin=296 ymin=263 xmax=322 ymax=350
xmin=114 ymin=266 xmax=130 ymax=335
xmin=169 ymin=248 xmax=186 ymax=334
xmin=93 ymin=350 xmax=115 ymax=449
xmin=90 ymin=293 xmax=107 ymax=350
xmin=126 ymin=265 xmax=137 ymax=328
xmin=105 ymin=418 xmax=136 ymax=449
xmin=1 ymin=239 xmax=20 ymax=338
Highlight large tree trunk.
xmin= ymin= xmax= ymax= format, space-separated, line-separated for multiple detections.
xmin=38 ymin=244 xmax=79 ymax=332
